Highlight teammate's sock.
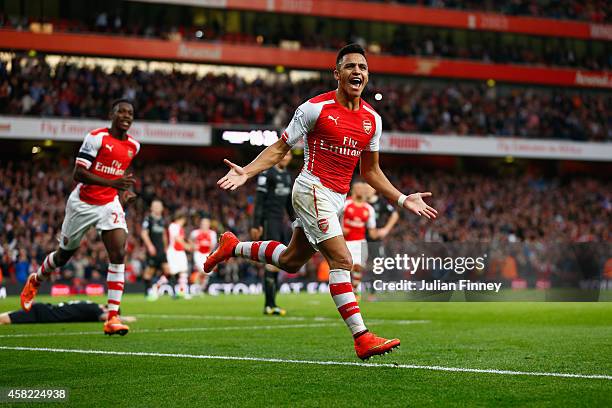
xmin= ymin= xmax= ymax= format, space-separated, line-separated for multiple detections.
xmin=106 ymin=263 xmax=125 ymax=320
xmin=329 ymin=269 xmax=367 ymax=336
xmin=351 ymin=265 xmax=363 ymax=295
xmin=234 ymin=241 xmax=287 ymax=268
xmin=35 ymin=251 xmax=57 ymax=283
xmin=264 ymin=270 xmax=277 ymax=307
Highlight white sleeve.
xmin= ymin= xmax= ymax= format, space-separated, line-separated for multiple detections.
xmin=168 ymin=224 xmax=178 ymax=239
xmin=365 ymin=112 xmax=382 ymax=152
xmin=75 ymin=132 xmax=102 ymax=169
xmin=281 ymin=100 xmax=320 ymax=147
xmin=211 ymin=231 xmax=218 ymax=248
xmin=366 ymin=204 xmax=377 ymax=229
xmin=189 ymin=230 xmax=197 ymax=241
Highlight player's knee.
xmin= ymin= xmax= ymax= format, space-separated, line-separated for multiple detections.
xmin=108 ymin=248 xmax=126 ymax=264
xmin=281 ymin=259 xmax=303 ymax=274
xmin=328 ymin=255 xmax=353 ymax=271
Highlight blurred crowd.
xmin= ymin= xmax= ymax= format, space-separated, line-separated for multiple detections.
xmin=371 ymin=0 xmax=610 ymax=22
xmin=1 ymin=1 xmax=610 ymax=71
xmin=1 ymin=56 xmax=610 ymax=141
xmin=0 ymin=157 xmax=609 ymax=287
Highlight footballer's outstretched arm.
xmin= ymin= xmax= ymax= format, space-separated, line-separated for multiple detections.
xmin=360 ymin=151 xmax=437 ymax=219
xmin=218 ymin=139 xmax=291 ymax=191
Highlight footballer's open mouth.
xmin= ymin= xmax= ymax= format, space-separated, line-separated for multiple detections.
xmin=120 ymin=119 xmax=132 ymax=128
xmin=348 ymin=77 xmax=363 ymax=90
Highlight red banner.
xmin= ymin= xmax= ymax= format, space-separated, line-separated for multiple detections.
xmin=171 ymin=0 xmax=612 ymax=40
xmin=1 ymin=30 xmax=609 ymax=88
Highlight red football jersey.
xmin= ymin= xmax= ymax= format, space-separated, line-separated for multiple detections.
xmin=189 ymin=229 xmax=218 ymax=254
xmin=75 ymin=128 xmax=140 ymax=205
xmin=168 ymin=222 xmax=185 ymax=251
xmin=281 ymin=90 xmax=382 ymax=194
xmin=342 ymin=199 xmax=376 ymax=241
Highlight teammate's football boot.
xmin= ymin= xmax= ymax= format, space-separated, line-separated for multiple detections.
xmin=20 ymin=273 xmax=40 ymax=312
xmin=203 ymin=232 xmax=239 ymax=273
xmin=264 ymin=306 xmax=287 ymax=316
xmin=103 ymin=316 xmax=130 ymax=336
xmin=354 ymin=332 xmax=400 ymax=360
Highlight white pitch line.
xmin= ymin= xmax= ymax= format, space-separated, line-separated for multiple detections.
xmin=0 ymin=323 xmax=336 ymax=339
xmin=0 ymin=346 xmax=610 ymax=381
xmin=133 ymin=314 xmax=430 ymax=325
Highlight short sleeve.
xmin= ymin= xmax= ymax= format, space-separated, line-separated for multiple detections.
xmin=142 ymin=216 xmax=150 ymax=230
xmin=365 ymin=113 xmax=382 ymax=152
xmin=281 ymin=101 xmax=320 ymax=148
xmin=256 ymin=170 xmax=269 ymax=193
xmin=367 ymin=207 xmax=377 ymax=229
xmin=75 ymin=132 xmax=103 ymax=169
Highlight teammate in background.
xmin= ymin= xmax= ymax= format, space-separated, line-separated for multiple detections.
xmin=250 ymin=151 xmax=294 ymax=316
xmin=341 ymin=182 xmax=379 ymax=297
xmin=20 ymin=99 xmax=138 ymax=336
xmin=364 ymin=183 xmax=399 ymax=254
xmin=167 ymin=211 xmax=192 ymax=298
xmin=141 ymin=199 xmax=170 ymax=300
xmin=190 ymin=216 xmax=217 ymax=289
xmin=207 ymin=44 xmax=437 ymax=360
xmin=0 ymin=301 xmax=136 ymax=326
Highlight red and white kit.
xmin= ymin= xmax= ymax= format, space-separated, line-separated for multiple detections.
xmin=342 ymin=199 xmax=376 ymax=266
xmin=281 ymin=90 xmax=382 ymax=249
xmin=61 ymin=128 xmax=140 ymax=250
xmin=190 ymin=228 xmax=217 ymax=273
xmin=167 ymin=222 xmax=188 ymax=275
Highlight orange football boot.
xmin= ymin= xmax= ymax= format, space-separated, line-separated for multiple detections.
xmin=203 ymin=231 xmax=239 ymax=273
xmin=354 ymin=332 xmax=400 ymax=361
xmin=104 ymin=316 xmax=130 ymax=336
xmin=20 ymin=273 xmax=40 ymax=312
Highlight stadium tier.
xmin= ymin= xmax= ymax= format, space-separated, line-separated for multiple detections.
xmin=0 ymin=56 xmax=610 ymax=141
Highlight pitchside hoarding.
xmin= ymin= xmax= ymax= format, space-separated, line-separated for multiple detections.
xmin=0 ymin=116 xmax=212 ymax=146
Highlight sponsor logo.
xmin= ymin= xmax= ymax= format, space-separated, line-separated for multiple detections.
xmin=575 ymin=71 xmax=611 ymax=88
xmin=104 ymin=143 xmax=114 ymax=152
xmin=414 ymin=59 xmax=441 ymax=75
xmin=363 ymin=119 xmax=372 ymax=134
xmin=318 ymin=218 xmax=329 ymax=233
xmin=95 ymin=160 xmax=125 ymax=176
xmin=328 ymin=115 xmax=339 ymax=125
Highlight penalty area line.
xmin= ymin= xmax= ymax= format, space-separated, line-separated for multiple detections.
xmin=0 ymin=346 xmax=610 ymax=381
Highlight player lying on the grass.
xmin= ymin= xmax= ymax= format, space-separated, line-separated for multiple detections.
xmin=19 ymin=99 xmax=139 ymax=336
xmin=0 ymin=301 xmax=137 ymax=325
xmin=206 ymin=43 xmax=437 ymax=360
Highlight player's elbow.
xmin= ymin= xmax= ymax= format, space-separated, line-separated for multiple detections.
xmin=73 ymin=166 xmax=86 ymax=183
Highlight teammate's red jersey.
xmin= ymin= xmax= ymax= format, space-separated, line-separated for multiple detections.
xmin=189 ymin=229 xmax=218 ymax=254
xmin=75 ymin=128 xmax=140 ymax=205
xmin=281 ymin=91 xmax=382 ymax=194
xmin=342 ymin=199 xmax=376 ymax=241
xmin=168 ymin=222 xmax=186 ymax=251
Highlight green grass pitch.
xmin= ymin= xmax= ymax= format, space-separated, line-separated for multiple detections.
xmin=1 ymin=293 xmax=611 ymax=407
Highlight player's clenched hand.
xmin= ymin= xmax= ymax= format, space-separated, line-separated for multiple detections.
xmin=250 ymin=226 xmax=263 ymax=240
xmin=120 ymin=190 xmax=137 ymax=207
xmin=218 ymin=159 xmax=248 ymax=191
xmin=403 ymin=192 xmax=438 ymax=219
xmin=112 ymin=173 xmax=136 ymax=190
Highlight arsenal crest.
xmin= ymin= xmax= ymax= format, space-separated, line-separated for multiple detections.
xmin=317 ymin=218 xmax=329 ymax=233
xmin=363 ymin=119 xmax=372 ymax=134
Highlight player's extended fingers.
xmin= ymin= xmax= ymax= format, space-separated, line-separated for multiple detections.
xmin=423 ymin=208 xmax=436 ymax=219
xmin=223 ymin=158 xmax=234 ymax=168
xmin=219 ymin=179 xmax=233 ymax=190
xmin=420 ymin=192 xmax=433 ymax=198
xmin=427 ymin=205 xmax=438 ymax=214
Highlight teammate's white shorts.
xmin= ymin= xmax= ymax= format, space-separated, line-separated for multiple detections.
xmin=167 ymin=249 xmax=188 ymax=275
xmin=193 ymin=252 xmax=210 ymax=274
xmin=346 ymin=240 xmax=368 ymax=266
xmin=60 ymin=186 xmax=127 ymax=251
xmin=291 ymin=174 xmax=346 ymax=250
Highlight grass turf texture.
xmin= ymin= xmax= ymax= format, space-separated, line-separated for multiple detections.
xmin=0 ymin=294 xmax=611 ymax=407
